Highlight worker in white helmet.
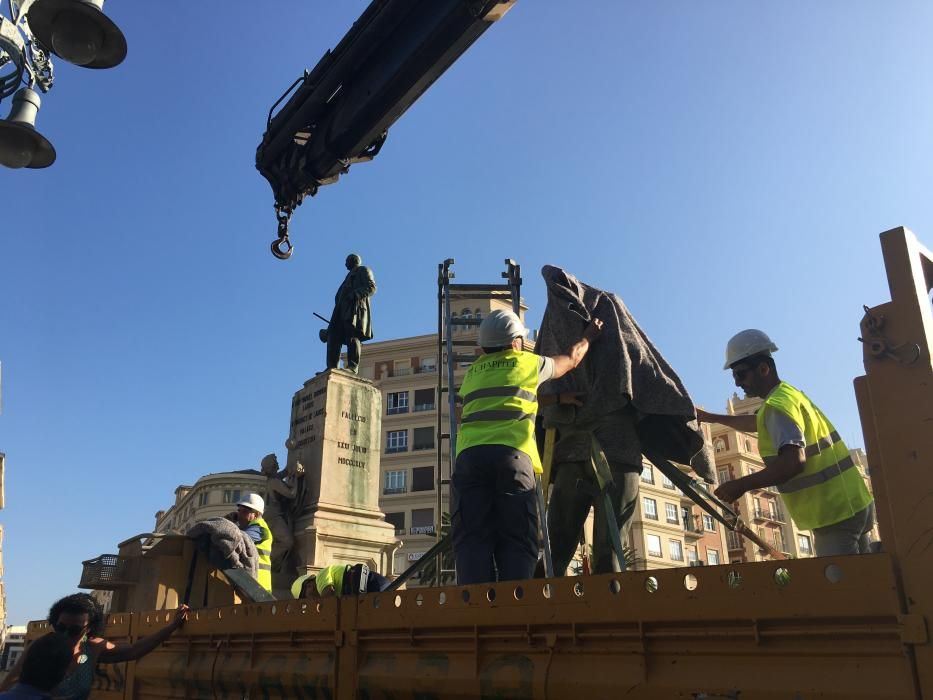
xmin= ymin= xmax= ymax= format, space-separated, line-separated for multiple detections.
xmin=452 ymin=308 xmax=603 ymax=584
xmin=233 ymin=493 xmax=274 ymax=591
xmin=696 ymin=330 xmax=874 ymax=556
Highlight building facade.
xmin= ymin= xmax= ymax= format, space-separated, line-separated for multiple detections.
xmin=631 ymin=458 xmax=729 ymax=570
xmin=154 ymin=469 xmax=267 ymax=534
xmin=0 ymin=625 xmax=25 ymax=673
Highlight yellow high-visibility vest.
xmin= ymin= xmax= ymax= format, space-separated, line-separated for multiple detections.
xmin=757 ymin=382 xmax=872 ymax=530
xmin=252 ymin=516 xmax=273 ymax=592
xmin=456 ymin=349 xmax=542 ymax=473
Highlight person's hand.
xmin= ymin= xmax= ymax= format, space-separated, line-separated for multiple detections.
xmin=583 ymin=318 xmax=604 ymax=341
xmin=695 ymin=407 xmax=711 ymax=424
xmin=557 ymin=392 xmax=585 ymax=407
xmin=171 ymin=604 xmax=189 ymax=629
xmin=714 ymin=481 xmax=745 ymax=504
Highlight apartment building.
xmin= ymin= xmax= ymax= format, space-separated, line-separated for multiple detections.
xmin=154 ymin=469 xmax=267 ymax=534
xmin=632 ymin=459 xmax=729 ymax=569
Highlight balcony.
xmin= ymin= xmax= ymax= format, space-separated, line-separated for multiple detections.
xmin=383 ymin=487 xmax=406 ymax=495
xmin=753 ymin=506 xmax=786 ymax=523
xmin=410 ymin=526 xmax=436 ymax=536
xmin=395 ymin=528 xmax=406 ymax=536
xmin=386 ymin=445 xmax=408 ymax=454
xmin=414 ymin=365 xmax=436 ymax=375
xmin=414 ymin=403 xmax=436 ymax=412
xmin=682 ymin=516 xmax=705 ymax=538
xmin=79 ymin=554 xmax=137 ymax=589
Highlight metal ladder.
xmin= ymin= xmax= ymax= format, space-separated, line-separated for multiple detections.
xmin=433 ymin=258 xmax=523 ymax=586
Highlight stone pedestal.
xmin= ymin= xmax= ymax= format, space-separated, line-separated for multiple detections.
xmin=285 ymin=369 xmax=397 ymax=584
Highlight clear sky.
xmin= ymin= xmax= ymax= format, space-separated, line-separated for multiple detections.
xmin=2 ymin=1 xmax=932 ymax=624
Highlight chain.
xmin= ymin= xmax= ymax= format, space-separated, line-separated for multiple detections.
xmin=270 ymin=204 xmax=294 ymax=260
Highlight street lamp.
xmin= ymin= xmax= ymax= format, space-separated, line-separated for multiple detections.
xmin=0 ymin=0 xmax=127 ymax=169
xmin=0 ymin=87 xmax=54 ymax=168
xmin=26 ymin=0 xmax=126 ymax=68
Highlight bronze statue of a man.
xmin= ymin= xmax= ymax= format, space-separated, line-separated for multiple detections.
xmin=324 ymin=253 xmax=376 ymax=373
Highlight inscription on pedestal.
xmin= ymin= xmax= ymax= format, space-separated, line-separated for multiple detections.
xmin=286 ymin=369 xmax=397 ymax=578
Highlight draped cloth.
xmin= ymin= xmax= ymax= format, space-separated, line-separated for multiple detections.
xmin=535 ymin=265 xmax=715 ymax=482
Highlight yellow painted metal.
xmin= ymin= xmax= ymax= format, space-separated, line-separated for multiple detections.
xmin=49 ymin=554 xmax=916 ymax=699
xmin=26 ymin=226 xmax=933 ymax=698
xmin=855 ymin=226 xmax=933 ymax=699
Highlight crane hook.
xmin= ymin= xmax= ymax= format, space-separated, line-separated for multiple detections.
xmin=271 ymin=205 xmax=294 ymax=260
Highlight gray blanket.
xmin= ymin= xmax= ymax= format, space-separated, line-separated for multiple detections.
xmin=186 ymin=517 xmax=259 ymax=576
xmin=535 ymin=265 xmax=715 ymax=482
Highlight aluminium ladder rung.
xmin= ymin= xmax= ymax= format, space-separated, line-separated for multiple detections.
xmin=446 ymin=292 xmax=517 ymax=301
xmin=447 ymin=283 xmax=513 ymax=292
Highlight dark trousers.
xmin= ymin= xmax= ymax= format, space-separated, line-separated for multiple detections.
xmin=451 ymin=445 xmax=539 ymax=585
xmin=326 ymin=322 xmax=361 ymax=371
xmin=342 ymin=564 xmax=390 ymax=594
xmin=545 ymin=460 xmax=641 ymax=574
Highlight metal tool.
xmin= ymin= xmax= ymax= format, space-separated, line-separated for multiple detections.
xmin=644 ymin=449 xmax=787 ymax=561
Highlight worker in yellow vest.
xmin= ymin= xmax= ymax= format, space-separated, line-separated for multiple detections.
xmin=290 ymin=563 xmax=390 ymax=599
xmin=453 ymin=308 xmax=603 ymax=584
xmin=235 ymin=493 xmax=274 ymax=591
xmin=696 ymin=329 xmax=875 ymax=556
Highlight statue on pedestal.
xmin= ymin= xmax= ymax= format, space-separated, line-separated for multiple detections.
xmin=259 ymin=453 xmax=300 ymax=575
xmin=321 ymin=253 xmax=376 ymax=373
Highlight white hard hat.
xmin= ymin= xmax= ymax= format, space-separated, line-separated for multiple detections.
xmin=723 ymin=329 xmax=778 ymax=370
xmin=236 ymin=493 xmax=265 ymax=515
xmin=478 ymin=309 xmax=527 ymax=348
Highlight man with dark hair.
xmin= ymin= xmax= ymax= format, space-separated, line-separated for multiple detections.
xmin=0 ymin=634 xmax=73 ymax=698
xmin=697 ymin=329 xmax=874 ymax=556
xmin=323 ymin=253 xmax=376 ymax=373
xmin=0 ymin=593 xmax=187 ymax=699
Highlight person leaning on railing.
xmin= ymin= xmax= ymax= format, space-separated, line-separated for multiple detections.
xmin=0 ymin=593 xmax=188 ymax=700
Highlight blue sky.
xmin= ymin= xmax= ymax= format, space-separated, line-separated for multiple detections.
xmin=2 ymin=1 xmax=932 ymax=623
